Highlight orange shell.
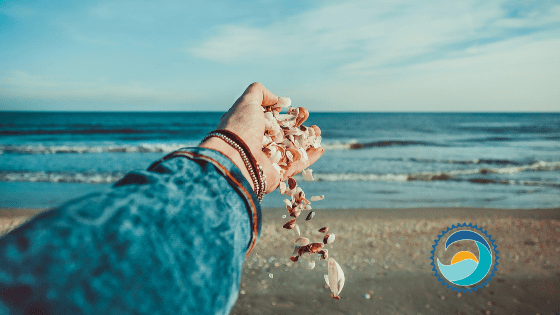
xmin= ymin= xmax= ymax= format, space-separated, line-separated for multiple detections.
xmin=283 ymin=219 xmax=296 ymax=229
xmin=295 ymin=107 xmax=309 ymax=127
xmin=288 ymin=177 xmax=297 ymax=190
xmin=286 ymin=148 xmax=301 ymax=162
xmin=311 ymin=125 xmax=321 ymax=137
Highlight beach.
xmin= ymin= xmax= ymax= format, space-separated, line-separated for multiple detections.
xmin=2 ymin=207 xmax=559 ymax=314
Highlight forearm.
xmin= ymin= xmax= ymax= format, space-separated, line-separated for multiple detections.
xmin=0 ymin=147 xmax=261 ymax=315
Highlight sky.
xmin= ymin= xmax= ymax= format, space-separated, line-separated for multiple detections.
xmin=0 ymin=0 xmax=559 ymax=112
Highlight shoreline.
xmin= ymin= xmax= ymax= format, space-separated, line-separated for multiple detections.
xmin=2 ymin=207 xmax=559 ymax=314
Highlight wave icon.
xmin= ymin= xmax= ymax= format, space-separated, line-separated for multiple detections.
xmin=431 ymin=224 xmax=499 ymax=293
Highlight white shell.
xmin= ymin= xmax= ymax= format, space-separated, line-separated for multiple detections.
xmin=294 ymin=224 xmax=301 ymax=236
xmin=272 ymin=163 xmax=282 ymax=174
xmin=277 ymin=97 xmax=292 ymax=108
xmin=302 ymin=168 xmax=314 ymax=181
xmin=276 ymin=114 xmax=297 ymax=121
xmin=294 ymin=237 xmax=310 ymax=246
xmin=307 ymin=261 xmax=316 ymax=270
xmin=326 ymin=233 xmax=335 ymax=244
xmin=279 ymin=181 xmax=287 ymax=195
xmin=283 ymin=199 xmax=292 ymax=207
xmin=327 ymin=258 xmax=345 ymax=297
xmin=310 ymin=195 xmax=324 ymax=201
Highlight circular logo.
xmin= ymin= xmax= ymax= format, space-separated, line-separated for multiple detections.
xmin=430 ymin=223 xmax=499 ymax=293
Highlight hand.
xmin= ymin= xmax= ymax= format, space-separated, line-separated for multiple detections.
xmin=200 ymin=82 xmax=324 ymax=194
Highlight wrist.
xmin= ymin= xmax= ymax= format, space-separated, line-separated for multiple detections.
xmin=199 ymin=137 xmax=255 ymax=192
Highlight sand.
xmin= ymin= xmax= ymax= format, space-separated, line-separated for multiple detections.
xmin=2 ymin=207 xmax=559 ymax=314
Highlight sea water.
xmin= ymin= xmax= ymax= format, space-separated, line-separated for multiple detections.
xmin=1 ymin=112 xmax=559 ymax=209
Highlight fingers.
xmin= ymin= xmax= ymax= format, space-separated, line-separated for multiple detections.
xmin=281 ymin=147 xmax=325 ymax=181
xmin=243 ymin=82 xmax=278 ymax=107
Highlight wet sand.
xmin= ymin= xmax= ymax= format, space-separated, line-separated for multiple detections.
xmin=2 ymin=207 xmax=559 ymax=314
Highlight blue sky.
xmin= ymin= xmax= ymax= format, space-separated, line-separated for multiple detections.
xmin=0 ymin=0 xmax=559 ymax=112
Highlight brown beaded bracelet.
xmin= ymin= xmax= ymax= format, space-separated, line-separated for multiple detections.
xmin=201 ymin=130 xmax=267 ymax=202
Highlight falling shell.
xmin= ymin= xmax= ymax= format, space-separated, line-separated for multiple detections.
xmin=302 ymin=169 xmax=314 ymax=181
xmin=325 ymin=258 xmax=345 ymax=299
xmin=307 ymin=261 xmax=316 ymax=270
xmin=283 ymin=219 xmax=296 ymax=229
xmin=294 ymin=237 xmax=310 ymax=246
xmin=310 ymin=195 xmax=324 ymax=201
xmin=294 ymin=224 xmax=301 ymax=236
xmin=323 ymin=233 xmax=335 ymax=244
xmin=318 ymin=227 xmax=328 ymax=233
xmin=306 ymin=211 xmax=315 ymax=221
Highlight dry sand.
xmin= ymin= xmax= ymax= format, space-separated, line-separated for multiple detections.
xmin=2 ymin=207 xmax=559 ymax=314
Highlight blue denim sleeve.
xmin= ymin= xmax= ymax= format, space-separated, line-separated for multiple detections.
xmin=0 ymin=147 xmax=262 ymax=315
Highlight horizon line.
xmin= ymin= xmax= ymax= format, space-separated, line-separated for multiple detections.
xmin=2 ymin=110 xmax=559 ymax=114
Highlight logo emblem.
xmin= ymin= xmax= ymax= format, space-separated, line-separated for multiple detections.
xmin=430 ymin=223 xmax=499 ymax=293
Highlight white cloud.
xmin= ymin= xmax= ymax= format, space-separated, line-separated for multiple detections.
xmin=188 ymin=0 xmax=559 ymax=75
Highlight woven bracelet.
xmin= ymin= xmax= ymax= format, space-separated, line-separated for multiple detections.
xmin=201 ymin=130 xmax=267 ymax=202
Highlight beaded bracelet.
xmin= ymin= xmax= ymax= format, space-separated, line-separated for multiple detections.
xmin=201 ymin=130 xmax=267 ymax=202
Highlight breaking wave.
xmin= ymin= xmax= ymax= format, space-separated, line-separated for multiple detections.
xmin=0 ymin=143 xmax=198 ymax=155
xmin=2 ymin=161 xmax=559 ymax=188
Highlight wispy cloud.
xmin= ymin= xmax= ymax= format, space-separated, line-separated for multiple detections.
xmin=188 ymin=0 xmax=560 ymax=76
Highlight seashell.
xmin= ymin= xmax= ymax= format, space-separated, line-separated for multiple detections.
xmin=313 ymin=136 xmax=322 ymax=148
xmin=308 ymin=126 xmax=315 ymax=137
xmin=304 ymin=205 xmax=312 ymax=211
xmin=298 ymin=147 xmax=309 ymax=162
xmin=294 ymin=224 xmax=301 ymax=236
xmin=283 ymin=198 xmax=292 ymax=207
xmin=290 ymin=256 xmax=299 ymax=262
xmin=326 ymin=258 xmax=345 ymax=299
xmin=289 ymin=206 xmax=301 ymax=218
xmin=277 ymin=97 xmax=292 ymax=108
xmin=263 ymin=135 xmax=273 ymax=146
xmin=272 ymin=163 xmax=282 ymax=174
xmin=305 ymin=211 xmax=315 ymax=221
xmin=273 ymin=131 xmax=284 ymax=144
xmin=294 ymin=237 xmax=310 ymax=246
xmin=323 ymin=233 xmax=335 ymax=244
xmin=287 ymin=106 xmax=297 ymax=116
xmin=319 ymin=249 xmax=328 ymax=260
xmin=318 ymin=227 xmax=328 ymax=233
xmin=308 ymin=261 xmax=316 ymax=270
xmin=283 ymin=219 xmax=296 ymax=229
xmin=288 ymin=177 xmax=297 ymax=190
xmin=264 ymin=112 xmax=275 ymax=127
xmin=302 ymin=169 xmax=314 ymax=181
xmin=279 ymin=181 xmax=287 ymax=195
xmin=269 ymin=149 xmax=282 ymax=164
xmin=285 ymin=128 xmax=305 ymax=136
xmin=295 ymin=107 xmax=309 ymax=127
xmin=311 ymin=125 xmax=321 ymax=137
xmin=276 ymin=113 xmax=297 ymax=122
xmin=285 ymin=150 xmax=294 ymax=162
xmin=310 ymin=195 xmax=324 ymax=201
xmin=297 ymin=190 xmax=305 ymax=201
xmin=286 ymin=148 xmax=301 ymax=161
xmin=308 ymin=242 xmax=323 ymax=253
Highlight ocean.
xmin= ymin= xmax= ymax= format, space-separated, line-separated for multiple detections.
xmin=1 ymin=112 xmax=559 ymax=210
